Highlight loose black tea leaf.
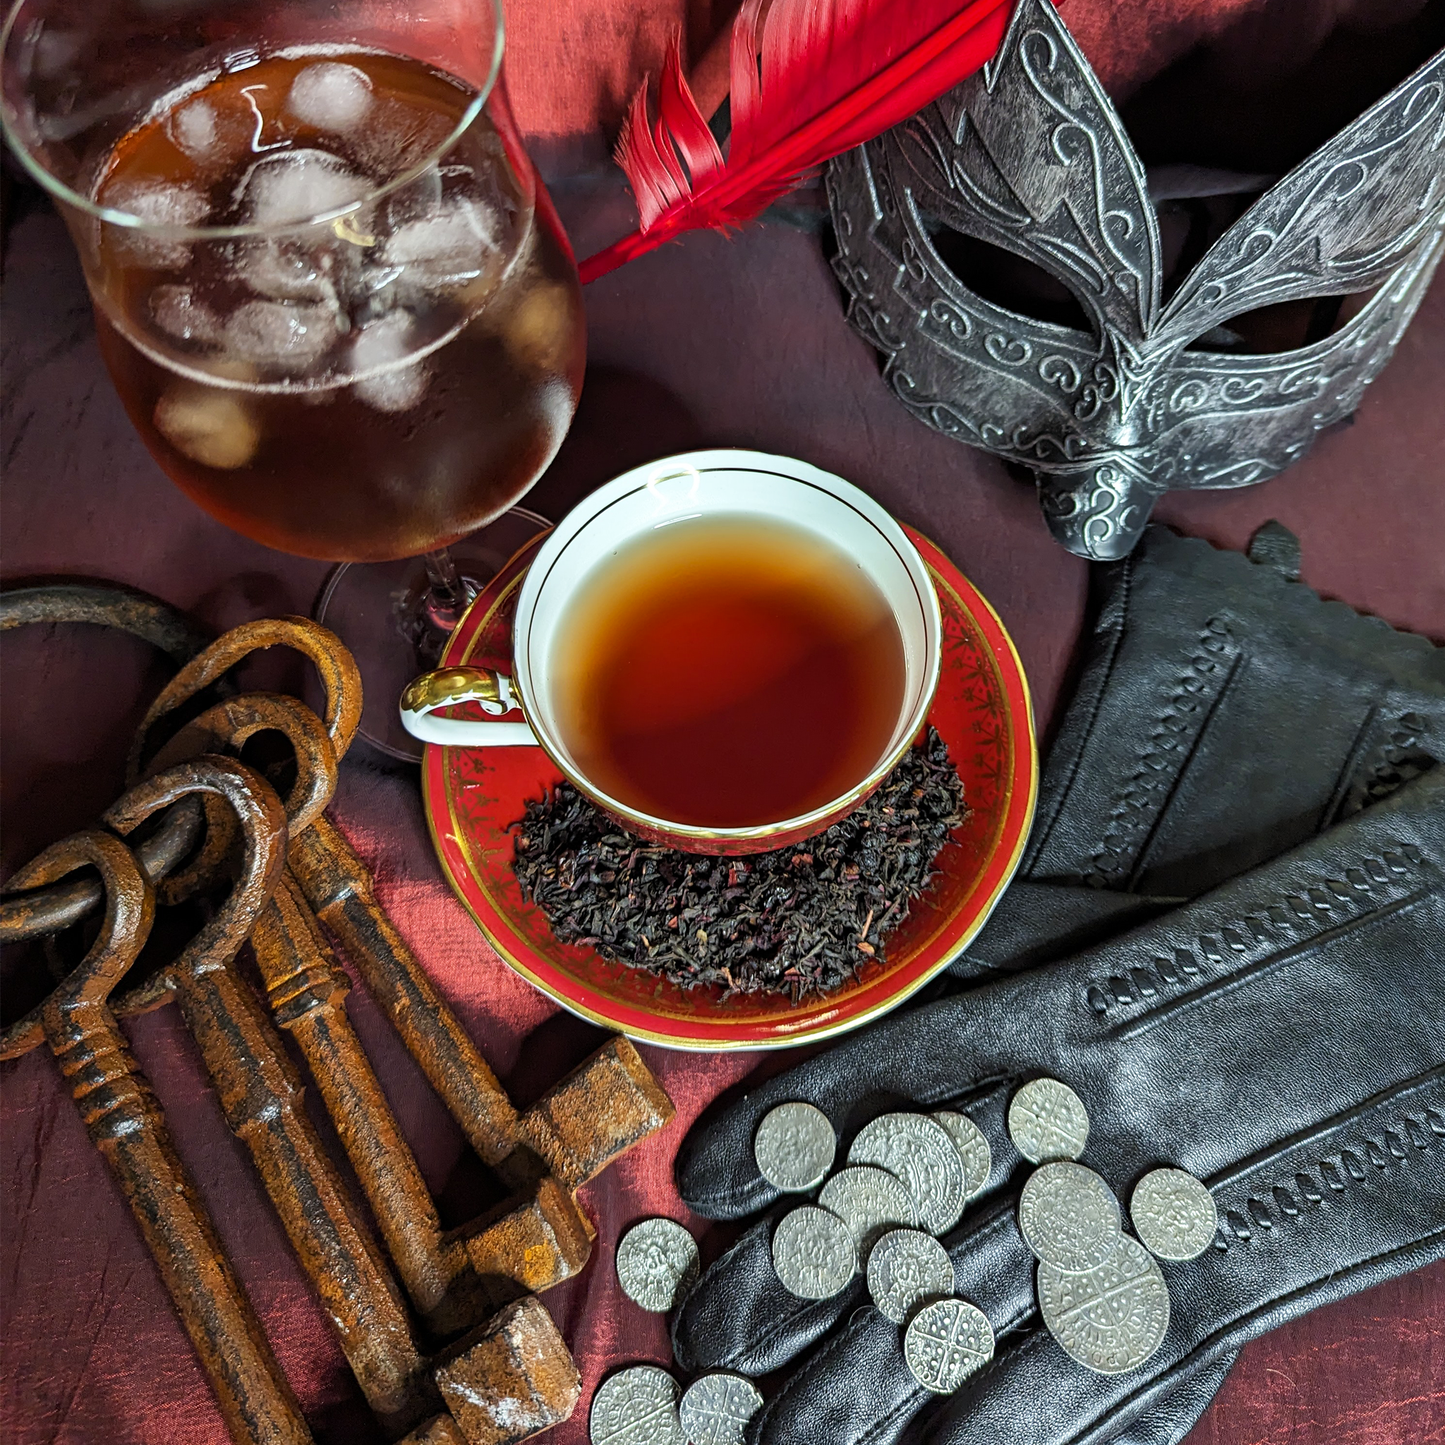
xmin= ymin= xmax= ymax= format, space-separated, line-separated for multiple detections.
xmin=511 ymin=727 xmax=966 ymax=1002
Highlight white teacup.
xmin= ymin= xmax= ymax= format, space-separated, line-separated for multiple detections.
xmin=400 ymin=448 xmax=942 ymax=854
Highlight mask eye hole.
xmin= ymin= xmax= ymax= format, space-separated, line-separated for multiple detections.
xmin=921 ymin=219 xmax=1093 ymax=334
xmin=1188 ymin=286 xmax=1381 ymax=355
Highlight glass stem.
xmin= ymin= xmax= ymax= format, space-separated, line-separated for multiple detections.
xmin=421 ymin=547 xmax=474 ymax=632
xmin=398 ymin=547 xmax=479 ymax=665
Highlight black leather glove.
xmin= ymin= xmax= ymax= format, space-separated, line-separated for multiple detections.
xmin=671 ymin=769 xmax=1445 ymax=1445
xmin=958 ymin=522 xmax=1445 ymax=976
xmin=913 ymin=1064 xmax=1444 ymax=1445
xmin=930 ymin=521 xmax=1440 ymax=1440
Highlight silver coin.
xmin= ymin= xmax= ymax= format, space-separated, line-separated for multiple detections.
xmin=678 ymin=1373 xmax=763 ymax=1445
xmin=1037 ymin=1234 xmax=1171 ymax=1375
xmin=1007 ymin=1079 xmax=1090 ymax=1163
xmin=616 ymin=1217 xmax=700 ymax=1313
xmin=1017 ymin=1161 xmax=1122 ymax=1272
xmin=848 ymin=1113 xmax=967 ymax=1235
xmin=866 ymin=1228 xmax=956 ymax=1324
xmin=754 ymin=1101 xmax=837 ymax=1193
xmin=933 ymin=1110 xmax=992 ymax=1199
xmin=590 ymin=1364 xmax=686 ymax=1445
xmin=771 ymin=1205 xmax=858 ymax=1299
xmin=1130 ymin=1168 xmax=1218 ymax=1261
xmin=818 ymin=1166 xmax=920 ymax=1258
xmin=903 ymin=1298 xmax=996 ymax=1394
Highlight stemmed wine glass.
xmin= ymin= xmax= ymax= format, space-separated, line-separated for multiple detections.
xmin=1 ymin=0 xmax=586 ymax=759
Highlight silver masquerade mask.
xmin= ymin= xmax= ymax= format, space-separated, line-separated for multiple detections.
xmin=827 ymin=0 xmax=1445 ymax=559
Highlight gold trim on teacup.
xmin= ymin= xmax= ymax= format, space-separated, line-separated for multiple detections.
xmin=400 ymin=665 xmax=525 ymax=721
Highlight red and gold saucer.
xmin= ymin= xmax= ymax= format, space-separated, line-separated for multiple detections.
xmin=422 ymin=527 xmax=1036 ymax=1049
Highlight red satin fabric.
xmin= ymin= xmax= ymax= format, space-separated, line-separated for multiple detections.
xmin=3 ymin=0 xmax=1443 ymax=1441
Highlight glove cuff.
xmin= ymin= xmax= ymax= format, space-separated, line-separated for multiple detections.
xmin=1024 ymin=524 xmax=1443 ymax=899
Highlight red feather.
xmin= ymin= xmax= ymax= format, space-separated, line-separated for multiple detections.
xmin=613 ymin=33 xmax=725 ymax=231
xmin=581 ymin=0 xmax=1015 ymax=284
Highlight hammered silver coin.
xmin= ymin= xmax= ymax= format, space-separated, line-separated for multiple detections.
xmin=1007 ymin=1078 xmax=1090 ymax=1163
xmin=615 ymin=1217 xmax=700 ymax=1313
xmin=589 ymin=1364 xmax=686 ymax=1445
xmin=754 ymin=1101 xmax=837 ymax=1193
xmin=678 ymin=1373 xmax=763 ymax=1445
xmin=1130 ymin=1168 xmax=1218 ymax=1261
xmin=1017 ymin=1161 xmax=1122 ymax=1272
xmin=771 ymin=1205 xmax=858 ymax=1299
xmin=903 ymin=1298 xmax=996 ymax=1394
xmin=933 ymin=1110 xmax=992 ymax=1199
xmin=866 ymin=1228 xmax=955 ymax=1324
xmin=1037 ymin=1233 xmax=1171 ymax=1375
xmin=818 ymin=1166 xmax=920 ymax=1258
xmin=848 ymin=1113 xmax=967 ymax=1235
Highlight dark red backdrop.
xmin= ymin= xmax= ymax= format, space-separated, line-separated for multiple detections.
xmin=3 ymin=0 xmax=1442 ymax=1441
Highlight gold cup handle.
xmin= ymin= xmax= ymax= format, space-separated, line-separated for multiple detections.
xmin=398 ymin=667 xmax=537 ymax=748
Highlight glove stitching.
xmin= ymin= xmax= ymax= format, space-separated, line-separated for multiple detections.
xmin=906 ymin=1088 xmax=1445 ymax=1441
xmin=1124 ymin=636 xmax=1250 ymax=894
xmin=1084 ymin=841 xmax=1435 ymax=1023
xmin=709 ymin=1176 xmax=774 ymax=1215
xmin=1024 ymin=551 xmax=1134 ymax=875
xmin=758 ymin=1209 xmax=1030 ymax=1445
xmin=924 ymin=1102 xmax=1443 ymax=1437
xmin=1157 ymin=530 xmax=1442 ymax=673
xmin=912 ymin=1073 xmax=1014 ymax=1117
xmin=1083 ymin=618 xmax=1239 ymax=890
xmin=854 ymin=1372 xmax=929 ymax=1445
xmin=1109 ymin=884 xmax=1433 ymax=1044
xmin=745 ymin=1084 xmax=1443 ymax=1442
xmin=946 ymin=1201 xmax=1016 ymax=1266
xmin=900 ymin=1219 xmax=1445 ymax=1445
xmin=1340 ymin=712 xmax=1435 ymax=820
xmin=848 ymin=1309 xmax=1047 ymax=1445
xmin=1211 ymin=1069 xmax=1445 ymax=1252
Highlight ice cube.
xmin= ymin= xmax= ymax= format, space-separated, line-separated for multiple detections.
xmin=235 ymin=236 xmax=341 ymax=308
xmin=382 ymin=199 xmax=499 ymax=293
xmin=154 ymin=384 xmax=259 ymax=469
xmin=98 ymin=179 xmax=211 ymax=268
xmin=355 ymin=360 xmax=429 ymax=413
xmin=163 ymin=92 xmax=254 ymax=181
xmin=238 ymin=148 xmax=371 ymax=227
xmin=170 ymin=98 xmax=217 ymax=160
xmin=285 ymin=62 xmax=374 ymax=132
xmin=384 ymin=166 xmax=444 ymax=229
xmin=349 ymin=309 xmax=430 ymax=413
xmin=224 ymin=299 xmax=342 ymax=371
xmin=350 ymin=306 xmax=412 ymax=367
xmin=352 ymin=99 xmax=454 ymax=178
xmin=151 ymin=284 xmax=221 ymax=345
xmin=101 ymin=177 xmax=210 ymax=228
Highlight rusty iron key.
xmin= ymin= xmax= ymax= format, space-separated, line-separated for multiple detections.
xmin=2 ymin=797 xmax=587 ymax=1445
xmin=2 ymin=805 xmax=315 ymax=1445
xmin=289 ymin=815 xmax=676 ymax=1196
xmin=106 ymin=756 xmax=437 ymax=1436
xmin=138 ymin=682 xmax=549 ymax=1334
xmin=133 ymin=620 xmax=673 ymax=1331
xmin=1 ymin=599 xmax=664 ymax=1445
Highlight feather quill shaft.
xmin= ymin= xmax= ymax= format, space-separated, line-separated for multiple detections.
xmin=581 ymin=0 xmax=1013 ymax=283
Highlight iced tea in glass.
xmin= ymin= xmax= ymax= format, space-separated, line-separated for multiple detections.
xmin=3 ymin=4 xmax=583 ymax=562
xmin=3 ymin=0 xmax=585 ymax=752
